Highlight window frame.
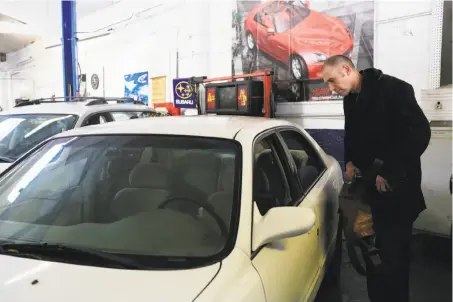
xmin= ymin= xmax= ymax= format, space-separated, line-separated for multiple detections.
xmin=275 ymin=126 xmax=328 ymax=203
xmin=250 ymin=128 xmax=295 ymax=258
xmin=252 ymin=131 xmax=291 ymax=212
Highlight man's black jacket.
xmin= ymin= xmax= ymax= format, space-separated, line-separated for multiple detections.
xmin=343 ymin=68 xmax=431 ymax=225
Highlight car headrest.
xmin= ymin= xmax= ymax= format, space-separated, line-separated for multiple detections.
xmin=108 ymin=159 xmax=139 ymax=176
xmin=177 ymin=150 xmax=220 ymax=168
xmin=255 ymin=149 xmax=274 ymax=168
xmin=129 ymin=163 xmax=168 ymax=188
xmin=290 ymin=149 xmax=309 ymax=169
xmin=254 ymin=149 xmax=272 ymax=163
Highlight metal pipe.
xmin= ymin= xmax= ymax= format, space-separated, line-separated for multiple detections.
xmin=46 ymin=32 xmax=111 ymax=49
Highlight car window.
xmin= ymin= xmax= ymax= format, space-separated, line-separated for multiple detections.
xmin=0 ymin=114 xmax=78 ymax=162
xmin=255 ymin=2 xmax=278 ymax=29
xmin=83 ymin=113 xmax=114 ymax=126
xmin=111 ymin=111 xmax=153 ymax=121
xmin=279 ymin=130 xmax=325 ymax=197
xmin=0 ymin=135 xmax=241 ymax=267
xmin=253 ymin=134 xmax=291 ymax=215
xmin=271 ymin=2 xmax=311 ymax=33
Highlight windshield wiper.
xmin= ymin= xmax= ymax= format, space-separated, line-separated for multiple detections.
xmin=0 ymin=156 xmax=15 ymax=163
xmin=0 ymin=243 xmax=144 ymax=269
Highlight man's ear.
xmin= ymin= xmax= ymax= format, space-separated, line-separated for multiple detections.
xmin=343 ymin=64 xmax=352 ymax=76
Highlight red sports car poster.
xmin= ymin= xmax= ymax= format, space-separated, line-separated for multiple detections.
xmin=232 ymin=0 xmax=374 ymax=102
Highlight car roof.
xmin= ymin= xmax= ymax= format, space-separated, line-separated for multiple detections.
xmin=0 ymin=103 xmax=154 ymax=117
xmin=52 ymin=115 xmax=295 ymax=139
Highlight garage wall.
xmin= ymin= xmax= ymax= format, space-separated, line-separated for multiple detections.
xmin=0 ymin=71 xmax=7 ymax=109
xmin=0 ymin=0 xmax=444 ymax=109
xmin=1 ymin=0 xmax=233 ymax=107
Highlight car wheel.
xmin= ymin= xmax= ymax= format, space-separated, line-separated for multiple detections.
xmin=324 ymin=213 xmax=343 ymax=285
xmin=246 ymin=32 xmax=256 ymax=50
xmin=290 ymin=55 xmax=308 ymax=80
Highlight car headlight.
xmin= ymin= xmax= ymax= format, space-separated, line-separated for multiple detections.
xmin=304 ymin=53 xmax=328 ymax=63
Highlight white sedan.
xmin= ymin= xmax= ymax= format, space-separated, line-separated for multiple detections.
xmin=0 ymin=116 xmax=343 ymax=302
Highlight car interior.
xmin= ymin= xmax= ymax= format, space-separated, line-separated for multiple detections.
xmin=252 ymin=143 xmax=321 ymax=216
xmin=0 ymin=141 xmax=237 ymax=256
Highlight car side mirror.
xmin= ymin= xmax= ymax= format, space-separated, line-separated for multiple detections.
xmin=252 ymin=203 xmax=316 ymax=251
xmin=267 ymin=27 xmax=275 ymax=35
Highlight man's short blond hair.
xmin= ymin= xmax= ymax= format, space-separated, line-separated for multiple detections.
xmin=321 ymin=55 xmax=355 ymax=71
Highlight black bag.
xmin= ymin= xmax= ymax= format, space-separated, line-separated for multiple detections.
xmin=339 ymin=159 xmax=383 ymax=276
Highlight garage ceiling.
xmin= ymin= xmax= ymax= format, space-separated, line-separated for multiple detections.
xmin=0 ymin=33 xmax=37 ymax=54
xmin=0 ymin=13 xmax=38 ymax=54
xmin=0 ymin=0 xmax=122 ymax=54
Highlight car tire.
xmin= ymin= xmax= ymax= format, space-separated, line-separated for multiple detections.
xmin=324 ymin=213 xmax=343 ymax=285
xmin=246 ymin=31 xmax=256 ymax=50
xmin=290 ymin=55 xmax=309 ymax=80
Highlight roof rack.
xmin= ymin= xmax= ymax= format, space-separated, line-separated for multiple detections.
xmin=14 ymin=97 xmax=146 ymax=107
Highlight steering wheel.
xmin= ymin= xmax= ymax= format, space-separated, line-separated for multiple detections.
xmin=158 ymin=196 xmax=229 ymax=238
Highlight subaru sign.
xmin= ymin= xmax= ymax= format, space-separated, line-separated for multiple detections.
xmin=173 ymin=78 xmax=197 ymax=109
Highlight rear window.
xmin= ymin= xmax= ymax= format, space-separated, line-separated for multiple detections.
xmin=0 ymin=114 xmax=78 ymax=162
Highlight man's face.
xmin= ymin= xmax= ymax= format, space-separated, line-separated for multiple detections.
xmin=320 ymin=64 xmax=354 ymax=96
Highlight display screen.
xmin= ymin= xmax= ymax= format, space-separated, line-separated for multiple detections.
xmin=217 ymin=86 xmax=237 ymax=109
xmin=206 ymin=88 xmax=216 ymax=109
xmin=237 ymin=85 xmax=248 ymax=110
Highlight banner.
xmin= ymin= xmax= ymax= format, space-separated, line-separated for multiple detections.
xmin=151 ymin=76 xmax=167 ymax=104
xmin=173 ymin=78 xmax=197 ymax=109
xmin=232 ymin=0 xmax=374 ymax=102
xmin=124 ymin=71 xmax=149 ymax=104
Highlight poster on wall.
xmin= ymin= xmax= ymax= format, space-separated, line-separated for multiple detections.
xmin=232 ymin=0 xmax=374 ymax=102
xmin=151 ymin=76 xmax=167 ymax=104
xmin=124 ymin=71 xmax=149 ymax=104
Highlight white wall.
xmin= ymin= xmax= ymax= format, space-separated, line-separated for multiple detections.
xmin=0 ymin=71 xmax=7 ymax=109
xmin=1 ymin=0 xmax=234 ymax=107
xmin=0 ymin=0 xmax=444 ymax=115
xmin=375 ymin=0 xmax=437 ymax=99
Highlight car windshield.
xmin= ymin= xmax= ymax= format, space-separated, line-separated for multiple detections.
xmin=0 ymin=135 xmax=241 ymax=267
xmin=272 ymin=2 xmax=311 ymax=33
xmin=0 ymin=114 xmax=78 ymax=161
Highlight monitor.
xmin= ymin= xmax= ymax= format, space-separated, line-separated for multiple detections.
xmin=217 ymin=86 xmax=237 ymax=110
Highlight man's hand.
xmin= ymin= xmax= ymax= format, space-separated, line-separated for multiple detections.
xmin=376 ymin=175 xmax=391 ymax=193
xmin=345 ymin=161 xmax=360 ymax=180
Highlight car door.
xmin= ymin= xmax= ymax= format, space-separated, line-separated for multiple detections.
xmin=250 ymin=131 xmax=320 ymax=302
xmin=277 ymin=128 xmax=338 ymax=272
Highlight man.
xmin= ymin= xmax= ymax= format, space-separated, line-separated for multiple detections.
xmin=320 ymin=55 xmax=431 ymax=302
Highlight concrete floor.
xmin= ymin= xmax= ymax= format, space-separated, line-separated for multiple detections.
xmin=315 ymin=234 xmax=452 ymax=302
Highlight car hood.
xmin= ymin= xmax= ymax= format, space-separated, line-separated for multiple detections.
xmin=0 ymin=255 xmax=221 ymax=302
xmin=291 ymin=11 xmax=351 ymax=50
xmin=0 ymin=163 xmax=11 ymax=174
